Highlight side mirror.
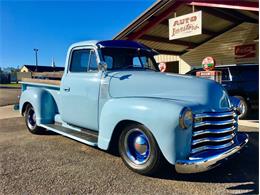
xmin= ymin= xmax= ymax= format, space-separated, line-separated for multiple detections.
xmin=98 ymin=61 xmax=107 ymax=72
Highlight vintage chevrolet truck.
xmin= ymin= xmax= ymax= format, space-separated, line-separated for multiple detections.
xmin=20 ymin=40 xmax=248 ymax=175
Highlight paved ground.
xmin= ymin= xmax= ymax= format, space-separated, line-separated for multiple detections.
xmin=0 ymin=88 xmax=20 ymax=106
xmin=0 ymin=105 xmax=20 ymax=120
xmin=0 ymin=116 xmax=258 ymax=194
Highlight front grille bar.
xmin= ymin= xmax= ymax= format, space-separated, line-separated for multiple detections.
xmin=191 ymin=110 xmax=237 ymax=155
xmin=192 ymin=133 xmax=236 ymax=146
xmin=191 ymin=140 xmax=235 ymax=154
xmin=193 ymin=126 xmax=236 ymax=137
xmin=194 ymin=111 xmax=236 ymax=119
xmin=194 ymin=119 xmax=237 ymax=128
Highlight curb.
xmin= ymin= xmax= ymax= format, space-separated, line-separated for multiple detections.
xmin=239 ymin=120 xmax=259 ymax=128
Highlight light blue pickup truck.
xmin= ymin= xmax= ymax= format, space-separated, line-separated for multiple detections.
xmin=20 ymin=40 xmax=248 ymax=175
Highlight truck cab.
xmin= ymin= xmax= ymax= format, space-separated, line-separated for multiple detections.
xmin=19 ymin=40 xmax=248 ymax=175
xmin=60 ymin=40 xmax=159 ymax=130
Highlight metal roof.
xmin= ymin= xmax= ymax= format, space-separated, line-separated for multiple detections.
xmin=22 ymin=65 xmax=64 ymax=72
xmin=114 ymin=0 xmax=259 ymax=56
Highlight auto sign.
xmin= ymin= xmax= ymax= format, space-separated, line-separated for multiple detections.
xmin=169 ymin=11 xmax=202 ymax=40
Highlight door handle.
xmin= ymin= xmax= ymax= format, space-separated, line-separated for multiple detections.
xmin=63 ymin=87 xmax=70 ymax=92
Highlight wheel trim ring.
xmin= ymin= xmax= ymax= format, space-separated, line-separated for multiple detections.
xmin=124 ymin=128 xmax=151 ymax=165
xmin=27 ymin=108 xmax=36 ymax=130
xmin=238 ymin=101 xmax=246 ymax=118
xmin=241 ymin=102 xmax=246 ymax=115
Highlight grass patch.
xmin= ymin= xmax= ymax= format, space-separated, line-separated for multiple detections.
xmin=0 ymin=83 xmax=21 ymax=88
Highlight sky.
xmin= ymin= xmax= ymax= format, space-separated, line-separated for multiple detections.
xmin=0 ymin=0 xmax=155 ymax=68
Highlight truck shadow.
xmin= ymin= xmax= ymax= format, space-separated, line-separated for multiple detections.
xmin=39 ymin=130 xmax=58 ymax=135
xmin=155 ymin=131 xmax=259 ymax=194
xmin=243 ymin=109 xmax=259 ymax=120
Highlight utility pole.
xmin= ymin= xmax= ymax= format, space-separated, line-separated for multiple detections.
xmin=33 ymin=48 xmax=39 ymax=72
xmin=51 ymin=57 xmax=56 ymax=72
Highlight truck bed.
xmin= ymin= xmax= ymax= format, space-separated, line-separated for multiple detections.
xmin=21 ymin=78 xmax=61 ymax=86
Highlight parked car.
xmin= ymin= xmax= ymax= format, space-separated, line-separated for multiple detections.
xmin=186 ymin=64 xmax=259 ymax=119
xmin=19 ymin=40 xmax=248 ymax=175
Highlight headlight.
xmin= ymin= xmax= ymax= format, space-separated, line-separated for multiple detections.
xmin=179 ymin=107 xmax=193 ymax=129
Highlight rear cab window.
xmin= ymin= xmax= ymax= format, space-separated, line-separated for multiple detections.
xmin=216 ymin=68 xmax=231 ymax=81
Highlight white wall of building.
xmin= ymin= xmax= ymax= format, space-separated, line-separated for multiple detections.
xmin=154 ymin=55 xmax=191 ymax=74
xmin=181 ymin=22 xmax=258 ymax=67
xmin=155 ymin=22 xmax=258 ymax=74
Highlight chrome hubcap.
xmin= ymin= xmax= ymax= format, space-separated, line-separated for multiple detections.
xmin=124 ymin=128 xmax=150 ymax=165
xmin=134 ymin=135 xmax=148 ymax=155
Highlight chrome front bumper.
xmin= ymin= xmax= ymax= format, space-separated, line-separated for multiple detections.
xmin=175 ymin=132 xmax=248 ymax=174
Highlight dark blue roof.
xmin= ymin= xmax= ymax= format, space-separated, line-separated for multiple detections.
xmin=97 ymin=40 xmax=149 ymax=50
xmin=70 ymin=40 xmax=159 ymax=55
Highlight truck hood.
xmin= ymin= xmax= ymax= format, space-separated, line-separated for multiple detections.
xmin=108 ymin=71 xmax=231 ymax=112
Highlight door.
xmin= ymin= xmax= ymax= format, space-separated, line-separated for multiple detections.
xmin=60 ymin=47 xmax=101 ymax=130
xmin=165 ymin=61 xmax=179 ymax=73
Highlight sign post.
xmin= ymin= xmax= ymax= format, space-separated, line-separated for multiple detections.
xmin=196 ymin=56 xmax=222 ymax=83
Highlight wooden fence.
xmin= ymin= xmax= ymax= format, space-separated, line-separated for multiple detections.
xmin=32 ymin=72 xmax=63 ymax=80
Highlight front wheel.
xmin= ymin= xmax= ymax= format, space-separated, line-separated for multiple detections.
xmin=25 ymin=104 xmax=45 ymax=134
xmin=119 ymin=124 xmax=163 ymax=175
xmin=235 ymin=96 xmax=249 ymax=119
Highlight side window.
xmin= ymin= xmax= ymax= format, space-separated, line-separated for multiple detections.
xmin=140 ymin=56 xmax=152 ymax=68
xmin=104 ymin=56 xmax=113 ymax=69
xmin=70 ymin=49 xmax=89 ymax=72
xmin=220 ymin=68 xmax=230 ymax=81
xmin=70 ymin=49 xmax=98 ymax=72
xmin=88 ymin=50 xmax=98 ymax=71
xmin=133 ymin=57 xmax=142 ymax=68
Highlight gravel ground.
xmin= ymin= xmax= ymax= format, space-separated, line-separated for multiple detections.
xmin=0 ymin=117 xmax=258 ymax=194
xmin=0 ymin=88 xmax=21 ymax=106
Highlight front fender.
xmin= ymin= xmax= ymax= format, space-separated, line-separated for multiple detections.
xmin=98 ymin=98 xmax=193 ymax=165
xmin=19 ymin=87 xmax=57 ymax=125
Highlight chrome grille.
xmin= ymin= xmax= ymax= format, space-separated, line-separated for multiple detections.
xmin=191 ymin=110 xmax=237 ymax=155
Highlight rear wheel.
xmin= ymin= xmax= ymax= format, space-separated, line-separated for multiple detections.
xmin=235 ymin=96 xmax=249 ymax=119
xmin=119 ymin=124 xmax=163 ymax=175
xmin=25 ymin=104 xmax=45 ymax=134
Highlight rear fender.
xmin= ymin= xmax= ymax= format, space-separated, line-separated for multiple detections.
xmin=19 ymin=87 xmax=57 ymax=125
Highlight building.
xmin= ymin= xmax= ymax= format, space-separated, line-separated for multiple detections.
xmin=114 ymin=0 xmax=259 ymax=74
xmin=17 ymin=65 xmax=64 ymax=81
xmin=20 ymin=65 xmax=64 ymax=72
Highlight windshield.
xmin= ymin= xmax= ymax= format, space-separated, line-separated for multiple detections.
xmin=100 ymin=48 xmax=159 ymax=71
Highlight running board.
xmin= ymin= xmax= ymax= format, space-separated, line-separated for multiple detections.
xmin=40 ymin=123 xmax=98 ymax=146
